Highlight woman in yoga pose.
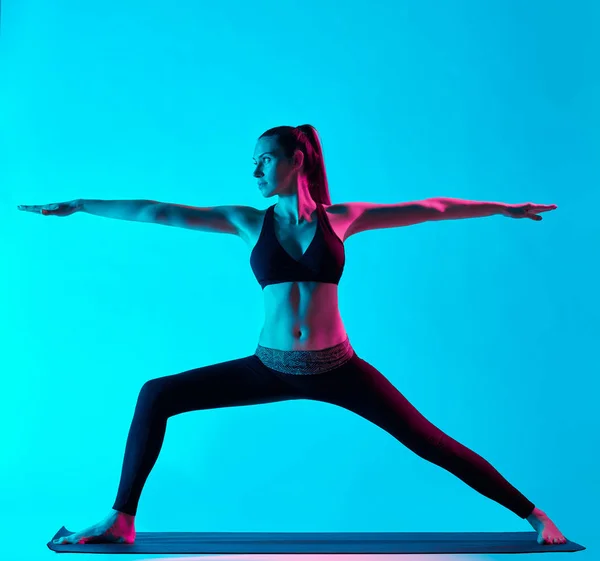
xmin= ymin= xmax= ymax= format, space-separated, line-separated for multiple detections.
xmin=19 ymin=124 xmax=565 ymax=546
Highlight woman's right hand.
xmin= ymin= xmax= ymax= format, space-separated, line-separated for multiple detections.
xmin=17 ymin=200 xmax=82 ymax=217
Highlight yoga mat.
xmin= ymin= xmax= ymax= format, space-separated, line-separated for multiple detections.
xmin=48 ymin=527 xmax=586 ymax=554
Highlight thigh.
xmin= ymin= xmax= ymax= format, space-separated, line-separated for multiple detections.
xmin=306 ymin=354 xmax=448 ymax=452
xmin=139 ymin=355 xmax=302 ymax=418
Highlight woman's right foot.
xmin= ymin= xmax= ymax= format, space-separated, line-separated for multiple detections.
xmin=53 ymin=509 xmax=136 ymax=545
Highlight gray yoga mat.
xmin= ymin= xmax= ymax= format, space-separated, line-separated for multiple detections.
xmin=47 ymin=527 xmax=585 ymax=554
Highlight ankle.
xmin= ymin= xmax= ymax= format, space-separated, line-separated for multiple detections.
xmin=526 ymin=507 xmax=545 ymax=522
xmin=112 ymin=509 xmax=135 ymax=521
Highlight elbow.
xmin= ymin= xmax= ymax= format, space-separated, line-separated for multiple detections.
xmin=422 ymin=199 xmax=446 ymax=220
xmin=140 ymin=201 xmax=166 ymax=224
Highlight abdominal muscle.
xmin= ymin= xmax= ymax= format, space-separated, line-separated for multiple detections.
xmin=257 ymin=281 xmax=348 ymax=351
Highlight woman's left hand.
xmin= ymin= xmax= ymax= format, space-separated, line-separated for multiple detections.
xmin=503 ymin=203 xmax=558 ymax=221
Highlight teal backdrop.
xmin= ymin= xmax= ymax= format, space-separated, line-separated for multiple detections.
xmin=4 ymin=1 xmax=598 ymax=560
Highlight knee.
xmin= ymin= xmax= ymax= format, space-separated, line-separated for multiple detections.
xmin=137 ymin=378 xmax=166 ymax=405
xmin=140 ymin=378 xmax=159 ymax=394
xmin=133 ymin=379 xmax=173 ymax=418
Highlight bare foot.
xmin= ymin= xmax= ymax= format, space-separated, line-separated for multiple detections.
xmin=526 ymin=507 xmax=567 ymax=545
xmin=53 ymin=509 xmax=136 ymax=545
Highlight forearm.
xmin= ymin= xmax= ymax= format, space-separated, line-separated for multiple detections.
xmin=428 ymin=197 xmax=507 ymax=220
xmin=79 ymin=199 xmax=160 ymax=223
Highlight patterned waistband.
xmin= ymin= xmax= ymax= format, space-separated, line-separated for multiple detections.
xmin=254 ymin=335 xmax=355 ymax=375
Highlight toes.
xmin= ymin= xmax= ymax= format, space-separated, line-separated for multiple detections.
xmin=53 ymin=535 xmax=77 ymax=545
xmin=52 ymin=533 xmax=130 ymax=546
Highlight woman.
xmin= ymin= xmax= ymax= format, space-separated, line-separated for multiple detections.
xmin=19 ymin=124 xmax=565 ymax=546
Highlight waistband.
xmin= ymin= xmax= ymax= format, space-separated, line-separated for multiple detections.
xmin=254 ymin=335 xmax=355 ymax=375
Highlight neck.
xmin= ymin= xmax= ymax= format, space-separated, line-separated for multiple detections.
xmin=275 ymin=176 xmax=316 ymax=224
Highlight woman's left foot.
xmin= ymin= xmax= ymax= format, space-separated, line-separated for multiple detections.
xmin=526 ymin=507 xmax=567 ymax=545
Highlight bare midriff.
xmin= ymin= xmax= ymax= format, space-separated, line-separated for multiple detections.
xmin=242 ymin=204 xmax=350 ymax=352
xmin=258 ymin=281 xmax=348 ymax=351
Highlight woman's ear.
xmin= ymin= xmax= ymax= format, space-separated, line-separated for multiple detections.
xmin=292 ymin=148 xmax=304 ymax=171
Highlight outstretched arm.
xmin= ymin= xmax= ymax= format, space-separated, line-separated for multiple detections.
xmin=342 ymin=198 xmax=558 ymax=238
xmin=429 ymin=197 xmax=557 ymax=221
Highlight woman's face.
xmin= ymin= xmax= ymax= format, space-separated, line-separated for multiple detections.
xmin=253 ymin=136 xmax=301 ymax=196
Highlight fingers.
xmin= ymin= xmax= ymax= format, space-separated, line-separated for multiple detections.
xmin=535 ymin=205 xmax=557 ymax=213
xmin=18 ymin=205 xmax=55 ymax=215
xmin=18 ymin=205 xmax=44 ymax=214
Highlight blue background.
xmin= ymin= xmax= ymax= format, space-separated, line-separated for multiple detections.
xmin=4 ymin=1 xmax=599 ymax=560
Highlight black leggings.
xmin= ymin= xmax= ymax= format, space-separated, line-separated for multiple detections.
xmin=112 ymin=351 xmax=535 ymax=519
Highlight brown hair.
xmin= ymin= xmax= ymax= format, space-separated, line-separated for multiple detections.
xmin=258 ymin=124 xmax=331 ymax=205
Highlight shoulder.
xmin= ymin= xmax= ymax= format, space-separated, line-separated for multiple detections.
xmin=323 ymin=203 xmax=353 ymax=216
xmin=323 ymin=203 xmax=363 ymax=227
xmin=233 ymin=203 xmax=354 ymax=237
xmin=238 ymin=202 xmax=349 ymax=216
xmin=226 ymin=205 xmax=261 ymax=230
xmin=225 ymin=205 xmax=266 ymax=243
